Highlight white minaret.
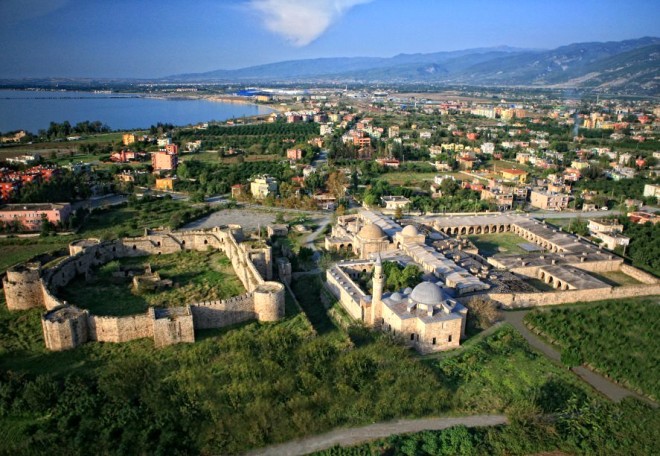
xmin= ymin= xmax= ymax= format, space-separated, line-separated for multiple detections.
xmin=370 ymin=253 xmax=385 ymax=327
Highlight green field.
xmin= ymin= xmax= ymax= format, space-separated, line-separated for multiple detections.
xmin=381 ymin=172 xmax=440 ymax=186
xmin=0 ymin=240 xmax=70 ymax=273
xmin=0 ymin=198 xmax=214 ymax=274
xmin=524 ymin=297 xmax=660 ymax=400
xmin=467 ymin=232 xmax=529 ymax=256
xmin=59 ymin=250 xmax=244 ymax=316
xmin=78 ymin=197 xmax=215 ymax=239
xmin=587 ymin=270 xmax=642 ymax=286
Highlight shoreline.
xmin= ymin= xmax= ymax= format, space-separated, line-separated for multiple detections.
xmin=0 ymin=89 xmax=281 ymax=133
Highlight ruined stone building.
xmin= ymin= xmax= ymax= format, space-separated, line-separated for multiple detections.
xmin=3 ymin=226 xmax=285 ymax=351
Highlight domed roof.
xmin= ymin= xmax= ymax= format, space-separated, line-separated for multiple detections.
xmin=401 ymin=225 xmax=419 ymax=237
xmin=409 ymin=282 xmax=447 ymax=306
xmin=358 ymin=223 xmax=386 ymax=240
xmin=390 ymin=292 xmax=403 ymax=302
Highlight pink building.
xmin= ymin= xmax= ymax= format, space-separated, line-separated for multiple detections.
xmin=286 ymin=148 xmax=303 ymax=160
xmin=0 ymin=203 xmax=72 ymax=231
xmin=152 ymin=151 xmax=178 ymax=172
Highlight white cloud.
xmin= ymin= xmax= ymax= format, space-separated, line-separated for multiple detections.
xmin=248 ymin=0 xmax=373 ymax=46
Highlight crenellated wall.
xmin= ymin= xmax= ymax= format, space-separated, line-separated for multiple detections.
xmin=190 ymin=293 xmax=256 ymax=329
xmin=4 ymin=226 xmax=285 ymax=351
xmin=3 ymin=264 xmax=44 ymax=310
xmin=89 ymin=312 xmax=155 ymax=343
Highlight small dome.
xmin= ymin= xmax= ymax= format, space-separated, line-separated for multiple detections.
xmin=358 ymin=223 xmax=386 ymax=240
xmin=401 ymin=225 xmax=419 ymax=237
xmin=390 ymin=292 xmax=402 ymax=302
xmin=403 ymin=287 xmax=413 ymax=295
xmin=409 ymin=282 xmax=447 ymax=306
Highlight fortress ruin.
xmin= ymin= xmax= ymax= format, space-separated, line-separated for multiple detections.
xmin=3 ymin=226 xmax=285 ymax=351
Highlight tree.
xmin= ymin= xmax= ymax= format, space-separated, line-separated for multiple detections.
xmin=327 ymin=171 xmax=348 ymax=200
xmin=39 ymin=214 xmax=56 ymax=236
xmin=465 ymin=297 xmax=501 ymax=331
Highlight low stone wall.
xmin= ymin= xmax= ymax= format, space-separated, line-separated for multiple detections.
xmin=488 ymin=283 xmax=660 ymax=308
xmin=620 ymin=264 xmax=658 ymax=284
xmin=326 ymin=267 xmax=364 ymax=321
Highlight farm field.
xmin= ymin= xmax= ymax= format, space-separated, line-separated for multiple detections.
xmin=524 ymin=297 xmax=660 ymax=400
xmin=380 ymin=172 xmax=439 ymax=186
xmin=59 ymin=250 xmax=244 ymax=316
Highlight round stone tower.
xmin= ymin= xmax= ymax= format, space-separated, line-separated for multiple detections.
xmin=253 ymin=281 xmax=285 ymax=322
xmin=3 ymin=263 xmax=44 ymax=310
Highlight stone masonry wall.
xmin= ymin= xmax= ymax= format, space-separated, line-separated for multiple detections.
xmin=620 ymin=264 xmax=659 ymax=284
xmin=488 ymin=283 xmax=660 ymax=308
xmin=153 ymin=307 xmax=195 ymax=348
xmin=190 ymin=293 xmax=255 ymax=329
xmin=88 ymin=312 xmax=155 ymax=343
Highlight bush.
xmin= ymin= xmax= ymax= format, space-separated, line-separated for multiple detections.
xmin=465 ymin=297 xmax=502 ymax=332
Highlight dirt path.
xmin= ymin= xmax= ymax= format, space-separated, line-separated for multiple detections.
xmin=504 ymin=311 xmax=656 ymax=406
xmin=245 ymin=415 xmax=508 ymax=456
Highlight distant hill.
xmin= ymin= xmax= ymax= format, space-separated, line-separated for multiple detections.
xmin=166 ymin=37 xmax=660 ymax=95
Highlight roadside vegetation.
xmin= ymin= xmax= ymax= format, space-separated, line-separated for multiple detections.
xmin=524 ymin=298 xmax=660 ymax=400
xmin=313 ymin=398 xmax=659 ymax=455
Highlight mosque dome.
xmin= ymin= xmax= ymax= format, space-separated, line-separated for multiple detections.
xmin=409 ymin=282 xmax=447 ymax=306
xmin=358 ymin=223 xmax=386 ymax=240
xmin=401 ymin=225 xmax=419 ymax=237
xmin=390 ymin=292 xmax=403 ymax=302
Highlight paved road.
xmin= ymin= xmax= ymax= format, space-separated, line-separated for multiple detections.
xmin=504 ymin=311 xmax=656 ymax=406
xmin=246 ymin=415 xmax=508 ymax=456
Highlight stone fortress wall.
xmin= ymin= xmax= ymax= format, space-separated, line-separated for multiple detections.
xmin=3 ymin=226 xmax=285 ymax=351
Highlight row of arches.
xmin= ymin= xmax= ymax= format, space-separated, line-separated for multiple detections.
xmin=438 ymin=224 xmax=511 ymax=236
xmin=511 ymin=226 xmax=562 ymax=253
xmin=538 ymin=270 xmax=571 ymax=290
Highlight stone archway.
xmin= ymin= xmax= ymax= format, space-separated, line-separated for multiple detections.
xmin=468 ymin=227 xmax=474 ymax=235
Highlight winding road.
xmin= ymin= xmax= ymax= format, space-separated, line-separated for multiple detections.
xmin=245 ymin=415 xmax=508 ymax=456
xmin=503 ymin=310 xmax=656 ymax=406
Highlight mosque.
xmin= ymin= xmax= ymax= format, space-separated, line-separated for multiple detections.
xmin=327 ymin=255 xmax=468 ymax=353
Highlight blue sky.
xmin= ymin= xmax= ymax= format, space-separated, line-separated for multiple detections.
xmin=1 ymin=0 xmax=658 ymax=78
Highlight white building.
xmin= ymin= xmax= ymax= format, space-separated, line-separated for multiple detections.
xmin=250 ymin=175 xmax=278 ymax=199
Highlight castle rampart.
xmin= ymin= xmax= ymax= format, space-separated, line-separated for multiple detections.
xmin=4 ymin=226 xmax=285 ymax=351
xmin=3 ymin=264 xmax=44 ymax=310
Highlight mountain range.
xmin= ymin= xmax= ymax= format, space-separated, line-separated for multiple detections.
xmin=167 ymin=37 xmax=660 ymax=95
